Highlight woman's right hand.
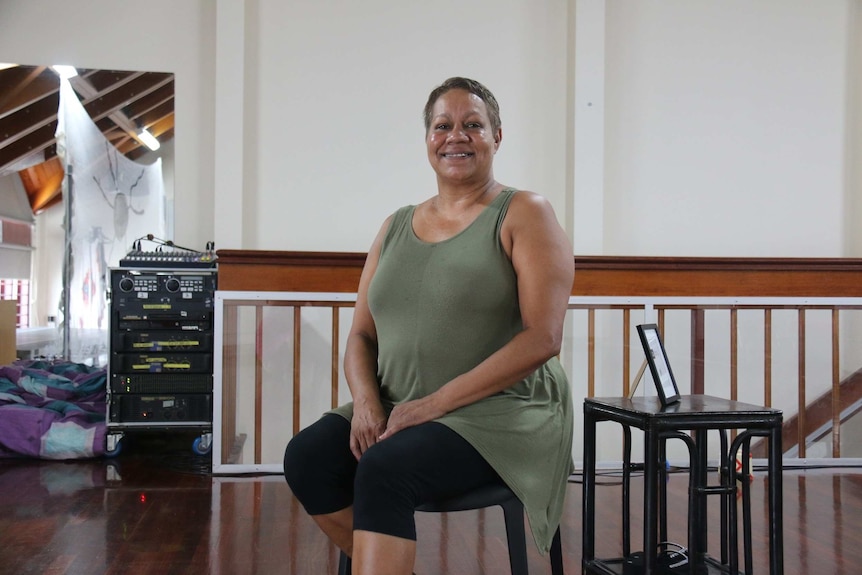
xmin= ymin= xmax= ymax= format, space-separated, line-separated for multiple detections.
xmin=350 ymin=402 xmax=387 ymax=460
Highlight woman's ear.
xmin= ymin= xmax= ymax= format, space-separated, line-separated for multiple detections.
xmin=494 ymin=128 xmax=502 ymax=152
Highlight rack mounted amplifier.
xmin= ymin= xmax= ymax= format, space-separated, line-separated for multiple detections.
xmin=108 ymin=267 xmax=217 ymax=427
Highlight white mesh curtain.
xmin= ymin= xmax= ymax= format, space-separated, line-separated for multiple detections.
xmin=55 ymin=78 xmax=166 ymax=364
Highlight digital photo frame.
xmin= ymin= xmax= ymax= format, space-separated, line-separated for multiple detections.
xmin=636 ymin=323 xmax=681 ymax=406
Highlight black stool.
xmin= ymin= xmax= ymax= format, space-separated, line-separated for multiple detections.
xmin=338 ymin=482 xmax=564 ymax=574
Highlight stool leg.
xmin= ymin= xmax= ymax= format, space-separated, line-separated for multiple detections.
xmin=727 ymin=445 xmax=740 ymax=575
xmin=550 ymin=526 xmax=564 ymax=575
xmin=622 ymin=425 xmax=632 ymax=557
xmin=337 ymin=551 xmax=350 ymax=575
xmin=742 ymin=440 xmax=754 ymax=574
xmin=718 ymin=429 xmax=729 ymax=565
xmin=659 ymin=437 xmax=668 ymax=544
xmin=500 ymin=499 xmax=529 ymax=575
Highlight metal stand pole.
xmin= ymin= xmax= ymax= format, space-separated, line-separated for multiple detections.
xmin=62 ymin=164 xmax=73 ymax=360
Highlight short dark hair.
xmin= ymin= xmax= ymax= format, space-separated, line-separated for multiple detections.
xmin=423 ymin=77 xmax=501 ymax=133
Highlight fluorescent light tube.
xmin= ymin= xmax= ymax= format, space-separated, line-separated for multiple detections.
xmin=52 ymin=65 xmax=78 ymax=79
xmin=138 ymin=128 xmax=161 ymax=151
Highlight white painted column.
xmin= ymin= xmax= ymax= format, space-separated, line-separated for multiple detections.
xmin=846 ymin=0 xmax=862 ymax=257
xmin=214 ymin=0 xmax=245 ymax=249
xmin=572 ymin=0 xmax=605 ymax=255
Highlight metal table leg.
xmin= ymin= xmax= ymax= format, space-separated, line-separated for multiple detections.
xmin=582 ymin=406 xmax=597 ymax=573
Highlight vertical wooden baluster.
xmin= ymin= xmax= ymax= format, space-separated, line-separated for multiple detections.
xmin=588 ymin=308 xmax=595 ymax=398
xmin=623 ymin=309 xmax=631 ymax=397
xmin=223 ymin=303 xmax=238 ymax=463
xmin=730 ymin=308 xmax=738 ymax=401
xmin=691 ymin=308 xmax=705 ymax=394
xmin=293 ymin=306 xmax=302 ymax=436
xmin=798 ymin=309 xmax=806 ymax=458
xmin=832 ymin=309 xmax=840 ymax=458
xmin=331 ymin=307 xmax=340 ymax=410
xmin=730 ymin=308 xmax=738 ymax=443
xmin=255 ymin=304 xmax=264 ymax=464
xmin=764 ymin=309 xmax=772 ymax=407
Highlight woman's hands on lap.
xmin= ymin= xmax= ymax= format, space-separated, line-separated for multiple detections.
xmin=378 ymin=395 xmax=445 ymax=441
xmin=350 ymin=402 xmax=387 ymax=460
xmin=350 ymin=394 xmax=445 ymax=458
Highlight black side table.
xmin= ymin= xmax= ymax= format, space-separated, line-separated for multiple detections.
xmin=582 ymin=395 xmax=783 ymax=575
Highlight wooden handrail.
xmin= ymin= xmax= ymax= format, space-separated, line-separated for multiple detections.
xmin=215 ymin=250 xmax=862 ymax=297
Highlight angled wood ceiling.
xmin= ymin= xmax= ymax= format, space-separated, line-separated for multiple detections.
xmin=0 ymin=65 xmax=174 ymax=213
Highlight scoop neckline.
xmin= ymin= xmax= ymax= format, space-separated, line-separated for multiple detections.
xmin=409 ymin=188 xmax=514 ymax=246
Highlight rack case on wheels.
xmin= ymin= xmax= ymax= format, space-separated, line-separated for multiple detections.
xmin=106 ymin=265 xmax=217 ymax=456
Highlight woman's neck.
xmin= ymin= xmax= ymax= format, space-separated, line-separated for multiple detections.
xmin=433 ymin=178 xmax=501 ymax=212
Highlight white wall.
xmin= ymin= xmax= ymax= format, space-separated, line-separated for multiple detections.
xmin=233 ymin=0 xmax=860 ymax=257
xmin=31 ymin=203 xmax=64 ymax=326
xmin=601 ymin=0 xmax=853 ymax=257
xmin=244 ymin=0 xmax=570 ymax=251
xmin=0 ymin=175 xmax=34 ymax=281
xmin=847 ymin=0 xmax=862 ymax=257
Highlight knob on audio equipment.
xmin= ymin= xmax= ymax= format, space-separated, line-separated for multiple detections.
xmin=119 ymin=277 xmax=135 ymax=292
xmin=165 ymin=277 xmax=181 ymax=293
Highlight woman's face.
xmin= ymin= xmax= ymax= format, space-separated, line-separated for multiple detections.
xmin=426 ymin=89 xmax=501 ymax=186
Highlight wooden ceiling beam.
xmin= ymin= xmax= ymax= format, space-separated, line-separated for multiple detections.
xmin=79 ymin=74 xmax=172 ymax=123
xmin=0 ymin=92 xmax=59 ymax=152
xmin=71 ymin=72 xmax=155 ymax=149
xmin=147 ymin=112 xmax=175 ymax=137
xmin=78 ymin=73 xmax=173 ymax=152
xmin=124 ymin=82 xmax=174 ymax=120
xmin=0 ymin=66 xmax=54 ymax=119
xmin=0 ymin=123 xmax=56 ymax=174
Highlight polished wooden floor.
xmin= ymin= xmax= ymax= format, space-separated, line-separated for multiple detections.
xmin=0 ymin=435 xmax=860 ymax=574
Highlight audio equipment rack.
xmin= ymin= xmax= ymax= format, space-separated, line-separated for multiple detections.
xmin=106 ymin=265 xmax=217 ymax=456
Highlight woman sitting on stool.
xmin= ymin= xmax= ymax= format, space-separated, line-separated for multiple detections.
xmin=284 ymin=76 xmax=575 ymax=575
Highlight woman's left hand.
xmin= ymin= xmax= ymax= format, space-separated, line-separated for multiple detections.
xmin=378 ymin=395 xmax=445 ymax=441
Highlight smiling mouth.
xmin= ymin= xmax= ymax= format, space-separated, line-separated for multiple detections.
xmin=442 ymin=152 xmax=473 ymax=158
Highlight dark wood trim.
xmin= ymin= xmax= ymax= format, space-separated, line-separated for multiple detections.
xmin=215 ymin=251 xmax=862 ymax=272
xmin=215 ymin=250 xmax=365 ymax=293
xmin=571 ymin=255 xmax=862 ymax=297
xmin=215 ymin=250 xmax=862 ymax=296
xmin=215 ymin=250 xmax=367 ymax=267
xmin=573 ymin=255 xmax=862 ymax=272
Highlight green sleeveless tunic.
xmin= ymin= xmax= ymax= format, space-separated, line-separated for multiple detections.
xmin=331 ymin=188 xmax=573 ymax=553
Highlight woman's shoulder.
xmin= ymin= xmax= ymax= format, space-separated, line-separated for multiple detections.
xmin=497 ymin=188 xmax=566 ymax=256
xmin=503 ymin=189 xmax=557 ymax=219
xmin=379 ymin=204 xmax=415 ymax=228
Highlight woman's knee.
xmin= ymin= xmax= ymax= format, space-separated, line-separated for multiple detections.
xmin=353 ymin=438 xmax=424 ymax=509
xmin=353 ymin=444 xmax=418 ymax=540
xmin=283 ymin=430 xmax=313 ymax=489
xmin=283 ymin=415 xmax=356 ymax=514
xmin=353 ymin=444 xmax=393 ymax=490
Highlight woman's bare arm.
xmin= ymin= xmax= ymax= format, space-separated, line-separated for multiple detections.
xmin=344 ymin=216 xmax=392 ymax=459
